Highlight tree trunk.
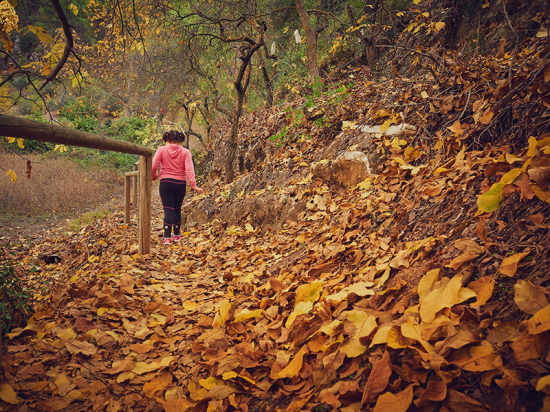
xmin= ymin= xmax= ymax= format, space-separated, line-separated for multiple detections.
xmin=295 ymin=0 xmax=321 ymax=84
xmin=258 ymin=51 xmax=274 ymax=108
xmin=225 ymin=82 xmax=246 ymax=183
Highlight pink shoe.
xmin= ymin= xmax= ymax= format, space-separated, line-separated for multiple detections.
xmin=163 ymin=238 xmax=172 ymax=245
xmin=172 ymin=234 xmax=182 ymax=242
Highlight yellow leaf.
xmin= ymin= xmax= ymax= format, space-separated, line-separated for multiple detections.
xmin=340 ymin=314 xmax=377 ymax=357
xmin=199 ymin=377 xmax=223 ymax=390
xmin=435 ymin=22 xmax=446 ymax=31
xmin=418 ymin=268 xmax=439 ymax=303
xmin=286 ymin=301 xmax=313 ymax=328
xmin=245 ymin=223 xmax=254 ymax=232
xmin=325 ymin=282 xmax=374 ymax=304
xmin=218 ymin=299 xmax=231 ymax=326
xmin=514 ymin=280 xmax=549 ymax=315
xmin=477 ymin=182 xmax=505 ymax=213
xmin=528 ymin=136 xmax=538 ymax=157
xmin=401 ymin=317 xmax=435 ymax=353
xmin=182 ymin=301 xmax=197 ymax=311
xmin=499 ymin=249 xmax=530 ymax=277
xmin=234 ymin=309 xmax=263 ymax=322
xmin=531 ymin=184 xmax=550 ymax=204
xmin=117 ymin=371 xmax=135 ymax=383
xmin=370 ymin=325 xmax=392 ymax=347
xmin=537 ymin=376 xmax=550 ymax=391
xmin=413 ymin=0 xmax=421 ymax=4
xmin=419 ymin=274 xmax=463 ymax=323
xmin=380 ymin=119 xmax=392 ymax=133
xmin=222 ymin=371 xmax=238 ymax=380
xmin=278 ymin=346 xmax=307 ymax=378
xmin=529 ymin=304 xmax=550 ymax=334
xmin=421 ymin=91 xmax=429 ymax=99
xmin=482 ymin=0 xmax=490 ymax=9
xmin=6 ymin=169 xmax=16 ymax=183
xmin=69 ymin=3 xmax=78 ymax=15
xmin=0 ymin=383 xmax=19 ymax=404
xmin=295 ymin=281 xmax=324 ymax=304
xmin=17 ymin=138 xmax=24 ymax=149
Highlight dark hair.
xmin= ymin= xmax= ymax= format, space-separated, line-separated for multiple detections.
xmin=162 ymin=130 xmax=185 ymax=143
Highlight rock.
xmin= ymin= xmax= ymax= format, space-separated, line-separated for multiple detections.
xmin=357 ymin=123 xmax=417 ymax=136
xmin=332 ymin=151 xmax=372 ymax=188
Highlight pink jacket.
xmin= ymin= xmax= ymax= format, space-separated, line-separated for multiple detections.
xmin=152 ymin=144 xmax=197 ymax=189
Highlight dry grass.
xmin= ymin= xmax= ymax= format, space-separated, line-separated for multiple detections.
xmin=0 ymin=152 xmax=125 ymax=216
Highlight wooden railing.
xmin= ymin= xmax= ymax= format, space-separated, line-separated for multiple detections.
xmin=0 ymin=114 xmax=154 ymax=254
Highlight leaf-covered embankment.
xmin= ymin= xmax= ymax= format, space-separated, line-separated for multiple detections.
xmin=2 ymin=38 xmax=550 ymax=412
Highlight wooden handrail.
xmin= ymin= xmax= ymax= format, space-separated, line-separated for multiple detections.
xmin=0 ymin=114 xmax=153 ymax=254
xmin=0 ymin=114 xmax=153 ymax=156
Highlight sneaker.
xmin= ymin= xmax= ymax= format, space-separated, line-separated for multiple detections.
xmin=163 ymin=238 xmax=172 ymax=245
xmin=172 ymin=234 xmax=182 ymax=242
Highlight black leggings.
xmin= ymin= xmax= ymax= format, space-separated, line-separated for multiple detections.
xmin=159 ymin=178 xmax=186 ymax=238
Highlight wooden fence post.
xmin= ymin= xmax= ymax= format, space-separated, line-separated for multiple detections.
xmin=125 ymin=174 xmax=131 ymax=224
xmin=133 ymin=162 xmax=138 ymax=205
xmin=125 ymin=171 xmax=139 ymax=224
xmin=138 ymin=155 xmax=152 ymax=254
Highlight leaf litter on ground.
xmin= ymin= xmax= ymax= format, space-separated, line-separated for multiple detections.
xmin=2 ymin=37 xmax=550 ymax=412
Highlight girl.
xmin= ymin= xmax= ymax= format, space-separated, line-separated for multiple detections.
xmin=152 ymin=130 xmax=204 ymax=245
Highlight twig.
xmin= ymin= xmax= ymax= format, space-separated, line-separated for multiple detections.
xmin=373 ymin=44 xmax=444 ymax=68
xmin=458 ymin=89 xmax=472 ymax=121
xmin=39 ymin=0 xmax=74 ymax=91
xmin=491 ymin=52 xmax=550 ymax=114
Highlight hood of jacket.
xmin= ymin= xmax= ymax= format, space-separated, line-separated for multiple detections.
xmin=166 ymin=144 xmax=183 ymax=159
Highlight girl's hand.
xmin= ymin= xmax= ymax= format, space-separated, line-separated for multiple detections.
xmin=193 ymin=187 xmax=205 ymax=195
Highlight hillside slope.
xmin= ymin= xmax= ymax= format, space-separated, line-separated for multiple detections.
xmin=2 ymin=35 xmax=550 ymax=412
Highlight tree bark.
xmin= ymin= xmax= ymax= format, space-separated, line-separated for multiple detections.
xmin=258 ymin=50 xmax=274 ymax=108
xmin=295 ymin=0 xmax=321 ymax=84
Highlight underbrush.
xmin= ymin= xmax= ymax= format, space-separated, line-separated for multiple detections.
xmin=67 ymin=209 xmax=113 ymax=231
xmin=0 ymin=152 xmax=124 ymax=216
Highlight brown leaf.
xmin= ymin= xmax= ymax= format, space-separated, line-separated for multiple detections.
xmin=499 ymin=249 xmax=530 ymax=277
xmin=362 ymin=351 xmax=392 ymax=404
xmin=475 ymin=218 xmax=487 ymax=242
xmin=106 ymin=359 xmax=136 ymax=374
xmin=129 ymin=343 xmax=155 ymax=354
xmin=155 ymin=397 xmax=193 ymax=411
xmin=373 ymin=385 xmax=413 ymax=412
xmin=269 ymin=278 xmax=284 ymax=292
xmin=26 ymin=160 xmax=32 ymax=179
xmin=33 ymin=398 xmax=73 ymax=411
xmin=514 ymin=280 xmax=549 ymax=315
xmin=143 ymin=372 xmax=172 ymax=398
xmin=65 ymin=339 xmax=97 ymax=356
xmin=414 ymin=380 xmax=447 ymax=407
xmin=446 ymin=252 xmax=478 ymax=270
xmin=467 ymin=277 xmax=495 ymax=306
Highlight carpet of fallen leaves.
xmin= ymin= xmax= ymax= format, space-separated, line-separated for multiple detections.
xmin=2 ymin=36 xmax=550 ymax=412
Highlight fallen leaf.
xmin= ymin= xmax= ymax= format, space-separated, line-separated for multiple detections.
xmin=65 ymin=339 xmax=97 ymax=356
xmin=143 ymin=372 xmax=172 ymax=398
xmin=373 ymin=385 xmax=413 ymax=412
xmin=499 ymin=249 xmax=530 ymax=277
xmin=0 ymin=383 xmax=19 ymax=404
xmin=514 ymin=280 xmax=549 ymax=315
xmin=278 ymin=346 xmax=307 ymax=378
xmin=362 ymin=351 xmax=391 ymax=404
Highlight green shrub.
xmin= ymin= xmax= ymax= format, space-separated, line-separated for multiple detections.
xmin=58 ymin=96 xmax=100 ymax=132
xmin=0 ymin=262 xmax=46 ymax=335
